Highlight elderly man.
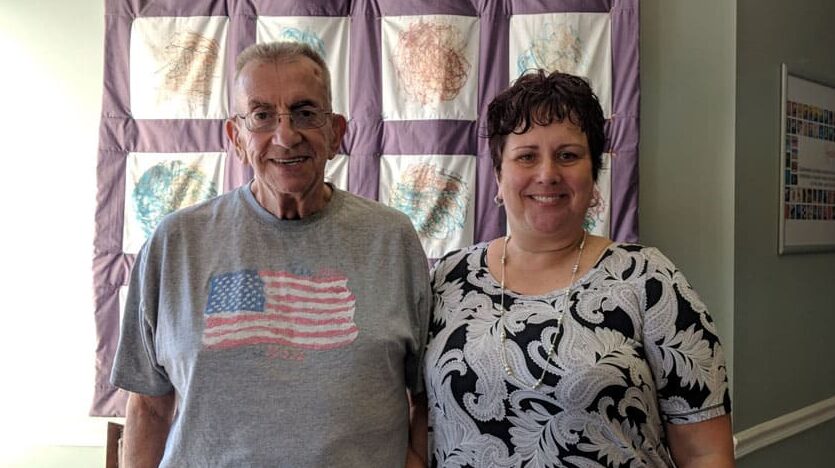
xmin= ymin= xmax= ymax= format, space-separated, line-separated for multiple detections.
xmin=111 ymin=42 xmax=430 ymax=467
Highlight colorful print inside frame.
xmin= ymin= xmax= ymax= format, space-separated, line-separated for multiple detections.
xmin=92 ymin=0 xmax=639 ymax=415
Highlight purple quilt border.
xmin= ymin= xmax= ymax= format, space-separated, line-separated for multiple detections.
xmin=91 ymin=0 xmax=640 ymax=416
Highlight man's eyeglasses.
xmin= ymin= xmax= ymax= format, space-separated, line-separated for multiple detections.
xmin=234 ymin=107 xmax=332 ymax=133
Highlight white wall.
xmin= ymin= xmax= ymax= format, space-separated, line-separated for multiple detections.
xmin=0 ymin=0 xmax=111 ymax=465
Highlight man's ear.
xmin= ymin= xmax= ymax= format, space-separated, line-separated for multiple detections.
xmin=329 ymin=114 xmax=348 ymax=155
xmin=225 ymin=119 xmax=247 ymax=164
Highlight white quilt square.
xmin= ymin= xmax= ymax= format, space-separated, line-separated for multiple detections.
xmin=257 ymin=16 xmax=351 ymax=118
xmin=381 ymin=15 xmax=479 ymax=121
xmin=325 ymin=153 xmax=349 ymax=191
xmin=585 ymin=153 xmax=612 ymax=236
xmin=380 ymin=154 xmax=476 ymax=258
xmin=509 ymin=13 xmax=612 ymax=118
xmin=130 ymin=16 xmax=229 ymax=119
xmin=118 ymin=286 xmax=129 ymax=326
xmin=123 ymin=152 xmax=226 ymax=254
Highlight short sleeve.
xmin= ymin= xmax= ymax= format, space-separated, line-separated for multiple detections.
xmin=640 ymin=248 xmax=731 ymax=424
xmin=110 ymin=240 xmax=174 ymax=396
xmin=402 ymin=221 xmax=432 ymax=396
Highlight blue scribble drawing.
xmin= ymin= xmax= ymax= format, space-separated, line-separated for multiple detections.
xmin=389 ymin=163 xmax=469 ymax=240
xmin=277 ymin=27 xmax=326 ymax=58
xmin=132 ymin=160 xmax=218 ymax=236
xmin=517 ymin=24 xmax=582 ymax=76
xmin=583 ymin=186 xmax=606 ymax=232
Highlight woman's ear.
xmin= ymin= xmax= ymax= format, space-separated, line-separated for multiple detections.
xmin=493 ymin=169 xmax=504 ymax=205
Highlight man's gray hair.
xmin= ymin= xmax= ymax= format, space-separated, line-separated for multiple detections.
xmin=234 ymin=41 xmax=332 ymax=107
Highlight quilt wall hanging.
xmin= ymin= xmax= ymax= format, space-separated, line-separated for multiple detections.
xmin=92 ymin=0 xmax=639 ymax=416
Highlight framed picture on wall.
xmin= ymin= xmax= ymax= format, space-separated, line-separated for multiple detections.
xmin=778 ymin=64 xmax=835 ymax=254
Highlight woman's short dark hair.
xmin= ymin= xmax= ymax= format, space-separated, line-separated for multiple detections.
xmin=486 ymin=70 xmax=606 ymax=181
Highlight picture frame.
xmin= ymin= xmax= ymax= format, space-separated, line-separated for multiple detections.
xmin=778 ymin=64 xmax=835 ymax=254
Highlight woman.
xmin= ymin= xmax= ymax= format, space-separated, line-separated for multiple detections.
xmin=424 ymin=70 xmax=734 ymax=467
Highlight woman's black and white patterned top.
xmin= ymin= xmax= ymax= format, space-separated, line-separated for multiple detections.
xmin=425 ymin=242 xmax=731 ymax=468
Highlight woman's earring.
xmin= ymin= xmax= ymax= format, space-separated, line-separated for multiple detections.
xmin=493 ymin=194 xmax=504 ymax=207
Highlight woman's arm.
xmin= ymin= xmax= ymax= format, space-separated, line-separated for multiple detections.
xmin=122 ymin=391 xmax=176 ymax=468
xmin=666 ymin=414 xmax=735 ymax=468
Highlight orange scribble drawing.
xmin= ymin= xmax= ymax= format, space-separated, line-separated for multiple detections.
xmin=155 ymin=31 xmax=220 ymax=111
xmin=392 ymin=20 xmax=470 ymax=105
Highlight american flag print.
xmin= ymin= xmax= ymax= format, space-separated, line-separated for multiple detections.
xmin=202 ymin=268 xmax=359 ymax=351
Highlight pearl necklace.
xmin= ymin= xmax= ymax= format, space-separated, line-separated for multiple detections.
xmin=498 ymin=231 xmax=587 ymax=390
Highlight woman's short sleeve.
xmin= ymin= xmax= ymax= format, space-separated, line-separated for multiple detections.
xmin=640 ymin=248 xmax=732 ymax=424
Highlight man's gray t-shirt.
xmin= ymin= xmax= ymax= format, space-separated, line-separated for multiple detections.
xmin=111 ymin=185 xmax=430 ymax=467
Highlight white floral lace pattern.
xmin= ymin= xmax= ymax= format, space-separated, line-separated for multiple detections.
xmin=425 ymin=243 xmax=731 ymax=468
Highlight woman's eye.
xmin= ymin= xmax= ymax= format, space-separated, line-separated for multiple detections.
xmin=517 ymin=153 xmax=535 ymax=161
xmin=558 ymin=152 xmax=578 ymax=161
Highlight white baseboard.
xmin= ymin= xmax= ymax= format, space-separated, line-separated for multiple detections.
xmin=734 ymin=395 xmax=835 ymax=458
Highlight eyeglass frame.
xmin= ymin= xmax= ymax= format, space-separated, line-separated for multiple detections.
xmin=232 ymin=106 xmax=334 ymax=133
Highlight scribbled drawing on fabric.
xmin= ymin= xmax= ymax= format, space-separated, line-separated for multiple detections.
xmin=275 ymin=26 xmax=327 ymax=58
xmin=381 ymin=15 xmax=479 ymax=121
xmin=509 ymin=13 xmax=612 ymax=118
xmin=391 ymin=19 xmax=471 ymax=105
xmin=584 ymin=185 xmax=606 ymax=233
xmin=516 ymin=23 xmax=583 ymax=76
xmin=153 ymin=31 xmax=220 ymax=114
xmin=202 ymin=268 xmax=359 ymax=351
xmin=388 ymin=163 xmax=469 ymax=240
xmin=585 ymin=153 xmax=612 ymax=236
xmin=132 ymin=160 xmax=218 ymax=237
xmin=129 ymin=16 xmax=229 ymax=118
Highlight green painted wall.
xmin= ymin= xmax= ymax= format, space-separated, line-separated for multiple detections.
xmin=643 ymin=0 xmax=835 ymax=465
xmin=639 ymin=0 xmax=737 ymax=379
xmin=738 ymin=419 xmax=835 ymax=468
xmin=734 ymin=0 xmax=835 ymax=465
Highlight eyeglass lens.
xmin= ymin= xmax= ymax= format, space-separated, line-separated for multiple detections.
xmin=247 ymin=109 xmax=327 ymax=132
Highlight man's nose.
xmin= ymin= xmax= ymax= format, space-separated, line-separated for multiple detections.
xmin=271 ymin=116 xmax=303 ymax=148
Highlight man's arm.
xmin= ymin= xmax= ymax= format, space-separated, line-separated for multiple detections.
xmin=406 ymin=391 xmax=428 ymax=468
xmin=666 ymin=414 xmax=735 ymax=468
xmin=122 ymin=391 xmax=176 ymax=468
